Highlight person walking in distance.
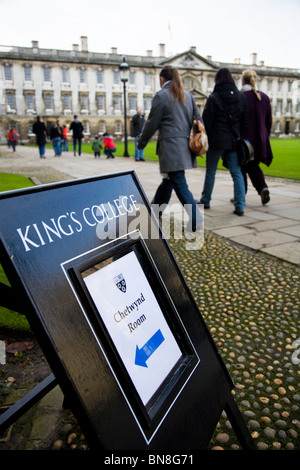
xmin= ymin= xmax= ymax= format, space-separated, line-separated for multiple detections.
xmin=32 ymin=115 xmax=48 ymax=158
xmin=70 ymin=115 xmax=84 ymax=156
xmin=138 ymin=65 xmax=203 ymax=232
xmin=132 ymin=107 xmax=145 ymax=161
xmin=241 ymin=69 xmax=273 ymax=205
xmin=196 ymin=68 xmax=248 ymax=215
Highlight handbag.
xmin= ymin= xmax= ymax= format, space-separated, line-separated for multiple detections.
xmin=189 ymin=94 xmax=209 ymax=156
xmin=236 ymin=138 xmax=254 ymax=166
xmin=189 ymin=120 xmax=209 ymax=156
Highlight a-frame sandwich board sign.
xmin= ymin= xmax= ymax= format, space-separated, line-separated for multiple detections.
xmin=0 ymin=171 xmax=254 ymax=450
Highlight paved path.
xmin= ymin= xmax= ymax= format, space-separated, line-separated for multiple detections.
xmin=1 ymin=144 xmax=300 ymax=265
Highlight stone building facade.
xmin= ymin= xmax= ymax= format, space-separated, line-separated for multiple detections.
xmin=0 ymin=36 xmax=299 ymax=142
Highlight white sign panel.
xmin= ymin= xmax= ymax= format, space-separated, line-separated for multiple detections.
xmin=83 ymin=250 xmax=182 ymax=405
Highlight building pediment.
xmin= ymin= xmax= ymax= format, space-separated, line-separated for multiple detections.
xmin=159 ymin=50 xmax=217 ymax=71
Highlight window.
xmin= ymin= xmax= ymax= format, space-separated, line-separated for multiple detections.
xmin=96 ymin=69 xmax=103 ymax=84
xmin=113 ymin=95 xmax=121 ymax=111
xmin=6 ymin=92 xmax=16 ymax=110
xmin=24 ymin=65 xmax=32 ymax=81
xmin=144 ymin=96 xmax=152 ymax=112
xmin=4 ymin=64 xmax=12 ymax=81
xmin=62 ymin=94 xmax=71 ymax=110
xmin=80 ymin=68 xmax=86 ymax=83
xmin=96 ymin=95 xmax=105 ymax=111
xmin=114 ymin=70 xmax=120 ymax=84
xmin=43 ymin=67 xmax=51 ymax=82
xmin=99 ymin=121 xmax=106 ymax=134
xmin=44 ymin=93 xmax=53 ymax=110
xmin=144 ymin=72 xmax=150 ymax=86
xmin=62 ymin=67 xmax=69 ymax=83
xmin=129 ymin=71 xmax=135 ymax=85
xmin=25 ymin=93 xmax=35 ymax=109
xmin=80 ymin=94 xmax=89 ymax=111
xmin=276 ymin=101 xmax=282 ymax=114
xmin=129 ymin=96 xmax=136 ymax=112
xmin=183 ymin=77 xmax=193 ymax=90
xmin=115 ymin=120 xmax=122 ymax=133
xmin=83 ymin=121 xmax=90 ymax=134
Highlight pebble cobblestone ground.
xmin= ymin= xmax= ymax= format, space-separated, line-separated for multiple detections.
xmin=0 ymin=147 xmax=299 ymax=451
xmin=170 ymin=231 xmax=300 ymax=450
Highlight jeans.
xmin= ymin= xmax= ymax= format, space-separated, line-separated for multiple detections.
xmin=38 ymin=143 xmax=46 ymax=157
xmin=73 ymin=138 xmax=82 ymax=156
xmin=152 ymin=170 xmax=203 ymax=230
xmin=52 ymin=137 xmax=61 ymax=156
xmin=201 ymin=148 xmax=245 ymax=212
xmin=104 ymin=147 xmax=116 ymax=158
xmin=135 ymin=136 xmax=144 ymax=160
xmin=62 ymin=138 xmax=69 ymax=151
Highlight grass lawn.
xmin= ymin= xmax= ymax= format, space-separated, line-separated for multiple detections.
xmin=93 ymin=138 xmax=300 ymax=180
xmin=0 ymin=173 xmax=34 ymax=332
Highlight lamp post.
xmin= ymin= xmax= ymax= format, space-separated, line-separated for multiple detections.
xmin=119 ymin=57 xmax=130 ymax=157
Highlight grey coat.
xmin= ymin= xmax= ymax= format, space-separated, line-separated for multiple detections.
xmin=138 ymin=82 xmax=200 ymax=173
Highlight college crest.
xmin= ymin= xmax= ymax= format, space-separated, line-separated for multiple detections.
xmin=114 ymin=273 xmax=126 ymax=293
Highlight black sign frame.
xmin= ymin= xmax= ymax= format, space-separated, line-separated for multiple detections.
xmin=0 ymin=171 xmax=254 ymax=450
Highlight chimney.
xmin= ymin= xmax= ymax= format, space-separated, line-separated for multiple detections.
xmin=190 ymin=46 xmax=196 ymax=53
xmin=111 ymin=47 xmax=118 ymax=55
xmin=234 ymin=58 xmax=241 ymax=65
xmin=72 ymin=44 xmax=79 ymax=52
xmin=31 ymin=40 xmax=39 ymax=49
xmin=206 ymin=55 xmax=212 ymax=62
xmin=147 ymin=50 xmax=153 ymax=57
xmin=158 ymin=43 xmax=166 ymax=57
xmin=81 ymin=36 xmax=88 ymax=52
xmin=250 ymin=53 xmax=257 ymax=66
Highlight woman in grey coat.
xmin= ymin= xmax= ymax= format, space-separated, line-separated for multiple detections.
xmin=138 ymin=66 xmax=202 ymax=231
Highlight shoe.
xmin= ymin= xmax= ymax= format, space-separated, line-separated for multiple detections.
xmin=260 ymin=188 xmax=270 ymax=205
xmin=195 ymin=199 xmax=210 ymax=209
xmin=233 ymin=209 xmax=244 ymax=216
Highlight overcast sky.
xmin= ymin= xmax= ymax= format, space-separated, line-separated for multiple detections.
xmin=1 ymin=0 xmax=299 ymax=70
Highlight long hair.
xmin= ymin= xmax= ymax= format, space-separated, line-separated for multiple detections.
xmin=214 ymin=68 xmax=235 ymax=86
xmin=242 ymin=69 xmax=261 ymax=101
xmin=160 ymin=66 xmax=185 ymax=104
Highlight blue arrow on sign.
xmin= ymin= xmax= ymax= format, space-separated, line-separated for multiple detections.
xmin=135 ymin=329 xmax=165 ymax=368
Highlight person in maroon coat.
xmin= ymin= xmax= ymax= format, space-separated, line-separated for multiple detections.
xmin=241 ymin=69 xmax=273 ymax=204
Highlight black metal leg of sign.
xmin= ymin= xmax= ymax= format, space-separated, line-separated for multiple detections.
xmin=0 ymin=373 xmax=58 ymax=433
xmin=224 ymin=393 xmax=256 ymax=450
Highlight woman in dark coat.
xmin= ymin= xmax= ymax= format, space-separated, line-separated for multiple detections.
xmin=241 ymin=69 xmax=273 ymax=204
xmin=32 ymin=115 xmax=48 ymax=158
xmin=197 ymin=68 xmax=249 ymax=215
xmin=138 ymin=66 xmax=202 ymax=231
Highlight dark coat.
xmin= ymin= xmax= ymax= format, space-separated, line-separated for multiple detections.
xmin=138 ymin=82 xmax=200 ymax=173
xmin=202 ymin=82 xmax=248 ymax=150
xmin=242 ymin=89 xmax=273 ymax=166
xmin=70 ymin=119 xmax=84 ymax=138
xmin=32 ymin=120 xmax=48 ymax=145
xmin=132 ymin=113 xmax=145 ymax=137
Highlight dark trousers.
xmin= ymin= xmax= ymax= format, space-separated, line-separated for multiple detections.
xmin=152 ymin=170 xmax=202 ymax=230
xmin=243 ymin=159 xmax=268 ymax=195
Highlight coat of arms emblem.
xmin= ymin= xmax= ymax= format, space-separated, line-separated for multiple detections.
xmin=113 ymin=273 xmax=126 ymax=293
